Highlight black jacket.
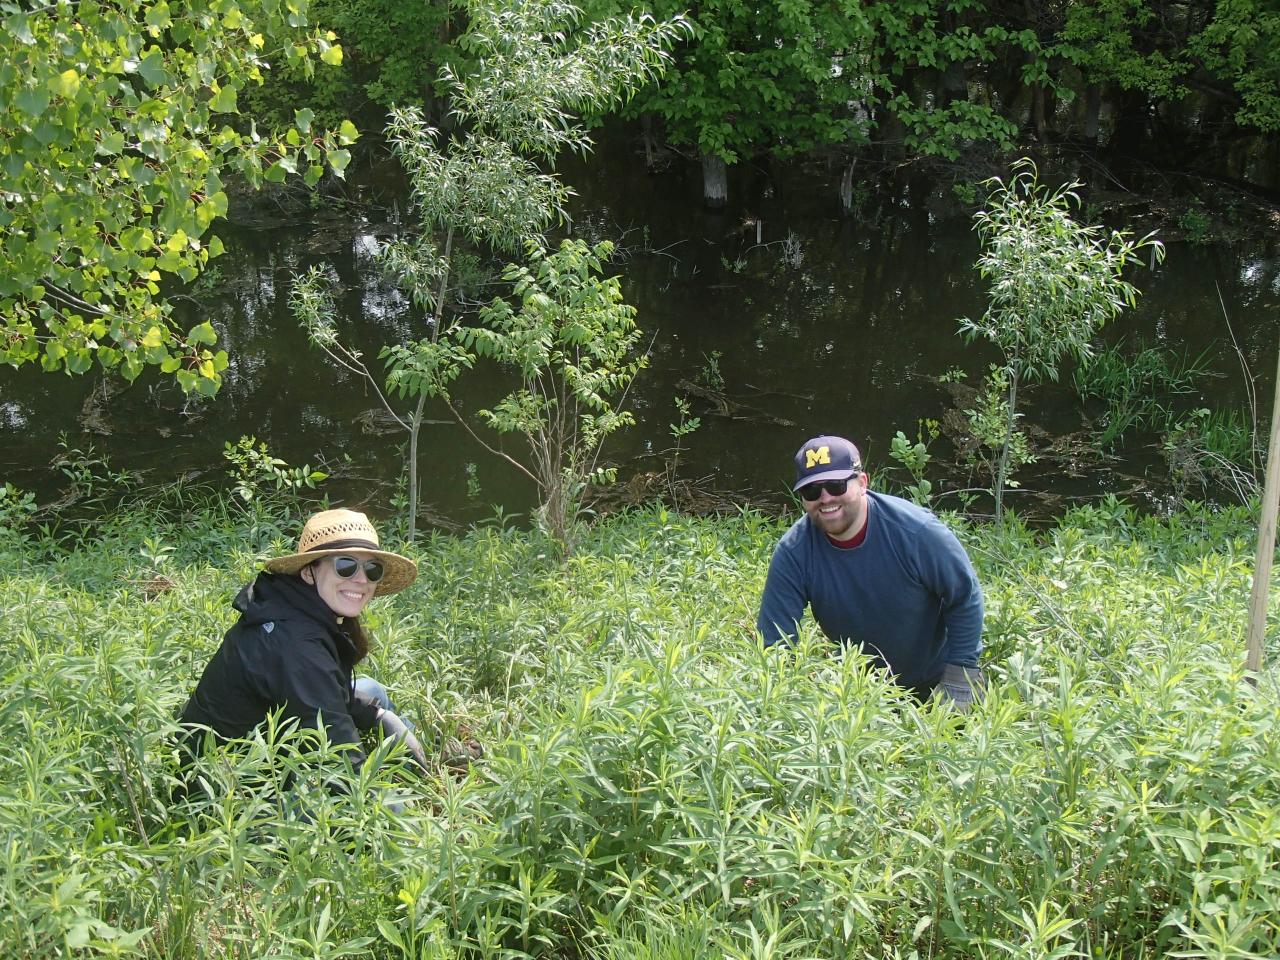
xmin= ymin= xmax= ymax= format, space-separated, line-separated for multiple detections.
xmin=179 ymin=572 xmax=379 ymax=767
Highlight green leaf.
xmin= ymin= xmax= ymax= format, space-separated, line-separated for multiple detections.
xmin=320 ymin=44 xmax=344 ymax=66
xmin=31 ymin=120 xmax=57 ymax=146
xmin=187 ymin=321 xmax=218 ymax=346
xmin=4 ymin=12 xmax=34 ymax=44
xmin=137 ymin=50 xmax=170 ymax=87
xmin=210 ymin=84 xmax=239 ymax=114
xmin=96 ymin=132 xmax=126 ymax=156
xmin=145 ymin=2 xmax=173 ymax=30
xmin=14 ymin=87 xmax=49 ymax=119
xmin=294 ymin=107 xmax=315 ymax=134
xmin=49 ymin=70 xmax=81 ymax=98
xmin=327 ymin=148 xmax=351 ymax=176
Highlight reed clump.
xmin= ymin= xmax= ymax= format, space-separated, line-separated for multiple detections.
xmin=1 ymin=493 xmax=1277 ymax=958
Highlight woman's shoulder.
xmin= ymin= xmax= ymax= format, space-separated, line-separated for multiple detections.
xmin=232 ymin=615 xmax=341 ymax=674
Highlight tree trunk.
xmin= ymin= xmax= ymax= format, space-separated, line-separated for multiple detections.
xmin=995 ymin=369 xmax=1020 ymax=526
xmin=1083 ymin=83 xmax=1102 ymax=144
xmin=1042 ymin=82 xmax=1058 ymax=138
xmin=1032 ymin=80 xmax=1048 ymax=141
xmin=407 ymin=395 xmax=426 ymax=543
xmin=839 ymin=158 xmax=858 ymax=217
xmin=1245 ymin=338 xmax=1280 ymax=677
xmin=939 ymin=59 xmax=967 ymax=110
xmin=874 ymin=48 xmax=908 ymax=163
xmin=1110 ymin=89 xmax=1151 ymax=155
xmin=641 ymin=113 xmax=656 ymax=170
xmin=701 ymin=153 xmax=728 ymax=209
xmin=937 ymin=7 xmax=966 ymax=110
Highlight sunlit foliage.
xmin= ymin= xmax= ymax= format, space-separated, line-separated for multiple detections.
xmin=1 ymin=490 xmax=1277 ymax=958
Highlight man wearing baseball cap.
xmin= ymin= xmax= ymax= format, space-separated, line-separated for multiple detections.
xmin=756 ymin=435 xmax=986 ymax=710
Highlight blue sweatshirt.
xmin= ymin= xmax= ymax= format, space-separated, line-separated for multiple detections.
xmin=756 ymin=491 xmax=984 ymax=691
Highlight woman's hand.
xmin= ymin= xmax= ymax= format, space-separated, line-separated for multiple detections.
xmin=376 ymin=708 xmax=430 ymax=774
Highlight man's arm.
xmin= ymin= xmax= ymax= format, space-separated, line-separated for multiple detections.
xmin=915 ymin=515 xmax=984 ymax=667
xmin=756 ymin=540 xmax=808 ymax=647
xmin=915 ymin=516 xmax=985 ymax=710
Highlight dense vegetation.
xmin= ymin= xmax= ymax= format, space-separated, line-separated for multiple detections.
xmin=0 ymin=0 xmax=358 ymax=390
xmin=3 ymin=489 xmax=1278 ymax=958
xmin=286 ymin=0 xmax=1280 ymax=173
xmin=5 ymin=0 xmax=1274 ymax=393
xmin=2 ymin=5 xmax=1277 ymax=956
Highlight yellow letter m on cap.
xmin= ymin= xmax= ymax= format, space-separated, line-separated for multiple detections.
xmin=805 ymin=446 xmax=831 ymax=468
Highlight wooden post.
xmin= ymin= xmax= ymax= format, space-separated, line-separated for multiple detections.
xmin=1245 ymin=341 xmax=1280 ymax=677
xmin=701 ymin=154 xmax=728 ymax=209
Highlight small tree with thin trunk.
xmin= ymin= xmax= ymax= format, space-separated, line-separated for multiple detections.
xmin=291 ymin=0 xmax=686 ymax=541
xmin=959 ymin=158 xmax=1165 ymax=524
xmin=454 ymin=238 xmax=646 ymax=548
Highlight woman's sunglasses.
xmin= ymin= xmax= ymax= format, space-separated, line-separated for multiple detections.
xmin=799 ymin=478 xmax=851 ymax=501
xmin=331 ymin=555 xmax=385 ymax=583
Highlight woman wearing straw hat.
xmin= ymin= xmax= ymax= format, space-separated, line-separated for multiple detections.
xmin=178 ymin=508 xmax=428 ymax=784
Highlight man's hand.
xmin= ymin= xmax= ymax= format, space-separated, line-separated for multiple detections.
xmin=934 ymin=664 xmax=985 ymax=714
xmin=376 ymin=708 xmax=430 ymax=774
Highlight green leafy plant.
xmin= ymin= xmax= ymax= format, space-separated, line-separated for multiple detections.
xmin=52 ymin=434 xmax=137 ymax=506
xmin=0 ymin=483 xmax=37 ymax=547
xmin=666 ymin=395 xmax=703 ymax=500
xmin=0 ymin=0 xmax=358 ymax=393
xmin=2 ymin=491 xmax=1277 ymax=959
xmin=454 ymin=238 xmax=648 ymax=548
xmin=888 ymin=418 xmax=938 ymax=506
xmin=291 ymin=0 xmax=686 ymax=542
xmin=223 ymin=436 xmax=328 ymax=504
xmin=1178 ymin=204 xmax=1214 ymax=244
xmin=138 ymin=536 xmax=175 ymax=573
xmin=1162 ymin=407 xmax=1259 ymax=504
xmin=951 ymin=180 xmax=979 ymax=207
xmin=964 ymin=366 xmax=1035 ymax=506
xmin=1072 ymin=339 xmax=1210 ymax=448
xmin=464 ymin=463 xmax=483 ymax=501
xmin=958 ymin=158 xmax=1165 ymax=523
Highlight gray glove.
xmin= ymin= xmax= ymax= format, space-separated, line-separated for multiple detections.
xmin=376 ymin=709 xmax=430 ymax=774
xmin=934 ymin=664 xmax=985 ymax=714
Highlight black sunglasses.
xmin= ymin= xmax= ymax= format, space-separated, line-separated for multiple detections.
xmin=331 ymin=555 xmax=385 ymax=583
xmin=799 ymin=478 xmax=852 ymax=501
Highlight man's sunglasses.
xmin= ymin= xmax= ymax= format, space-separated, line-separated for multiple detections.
xmin=331 ymin=555 xmax=385 ymax=583
xmin=799 ymin=478 xmax=852 ymax=501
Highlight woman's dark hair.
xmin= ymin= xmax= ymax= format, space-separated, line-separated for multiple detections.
xmin=345 ymin=617 xmax=370 ymax=662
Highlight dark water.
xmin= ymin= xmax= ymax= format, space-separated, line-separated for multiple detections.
xmin=3 ymin=134 xmax=1279 ymax=527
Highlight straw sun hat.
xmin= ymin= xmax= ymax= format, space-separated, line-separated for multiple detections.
xmin=265 ymin=509 xmax=418 ymax=596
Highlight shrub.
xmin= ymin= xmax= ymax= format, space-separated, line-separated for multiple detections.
xmin=0 ymin=496 xmax=1277 ymax=958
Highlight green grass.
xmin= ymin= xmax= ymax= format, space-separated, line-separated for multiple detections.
xmin=1071 ymin=339 xmax=1210 ymax=449
xmin=1 ymin=492 xmax=1278 ymax=959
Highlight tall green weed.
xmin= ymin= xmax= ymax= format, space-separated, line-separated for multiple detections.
xmin=0 ymin=495 xmax=1276 ymax=958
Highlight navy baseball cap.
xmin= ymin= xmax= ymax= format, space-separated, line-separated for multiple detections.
xmin=792 ymin=435 xmax=862 ymax=490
